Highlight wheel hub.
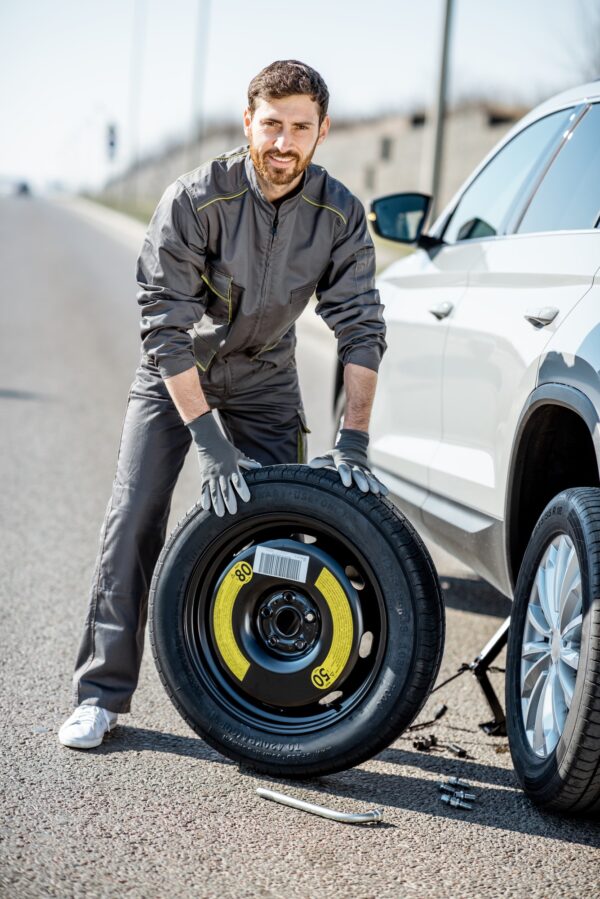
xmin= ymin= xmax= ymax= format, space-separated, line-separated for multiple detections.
xmin=257 ymin=590 xmax=320 ymax=656
xmin=206 ymin=538 xmax=364 ymax=708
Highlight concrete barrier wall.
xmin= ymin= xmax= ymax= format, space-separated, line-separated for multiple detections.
xmin=96 ymin=102 xmax=525 ymax=269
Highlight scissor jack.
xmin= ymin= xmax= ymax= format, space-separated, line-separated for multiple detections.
xmin=428 ymin=616 xmax=511 ymax=737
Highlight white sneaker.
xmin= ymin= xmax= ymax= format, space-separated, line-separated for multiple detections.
xmin=58 ymin=705 xmax=118 ymax=749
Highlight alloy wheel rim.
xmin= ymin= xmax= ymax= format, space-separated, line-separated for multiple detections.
xmin=520 ymin=534 xmax=582 ymax=758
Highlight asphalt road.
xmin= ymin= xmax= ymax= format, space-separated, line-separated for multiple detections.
xmin=1 ymin=194 xmax=599 ymax=899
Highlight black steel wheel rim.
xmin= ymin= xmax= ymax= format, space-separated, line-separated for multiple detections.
xmin=182 ymin=512 xmax=390 ymax=735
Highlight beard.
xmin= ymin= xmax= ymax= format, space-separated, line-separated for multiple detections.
xmin=249 ymin=135 xmax=319 ymax=187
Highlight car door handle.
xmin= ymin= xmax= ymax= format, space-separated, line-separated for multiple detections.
xmin=524 ymin=306 xmax=559 ymax=327
xmin=429 ymin=301 xmax=454 ymax=320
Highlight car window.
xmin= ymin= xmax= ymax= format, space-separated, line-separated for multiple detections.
xmin=443 ymin=108 xmax=574 ymax=244
xmin=517 ymin=103 xmax=600 ymax=234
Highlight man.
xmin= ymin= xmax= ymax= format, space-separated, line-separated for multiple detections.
xmin=59 ymin=60 xmax=387 ymax=749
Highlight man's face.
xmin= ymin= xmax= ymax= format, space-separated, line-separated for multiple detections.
xmin=243 ymin=95 xmax=330 ymax=191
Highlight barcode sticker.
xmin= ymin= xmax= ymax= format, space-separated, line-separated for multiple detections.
xmin=253 ymin=546 xmax=309 ymax=584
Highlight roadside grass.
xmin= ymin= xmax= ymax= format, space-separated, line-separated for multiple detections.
xmin=80 ymin=192 xmax=156 ymax=226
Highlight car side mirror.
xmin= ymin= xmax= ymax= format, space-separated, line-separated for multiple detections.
xmin=368 ymin=192 xmax=432 ymax=245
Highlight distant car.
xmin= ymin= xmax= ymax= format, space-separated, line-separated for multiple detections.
xmin=15 ymin=181 xmax=31 ymax=196
xmin=336 ymin=81 xmax=600 ymax=812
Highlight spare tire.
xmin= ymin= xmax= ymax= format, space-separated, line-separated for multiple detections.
xmin=149 ymin=465 xmax=444 ymax=777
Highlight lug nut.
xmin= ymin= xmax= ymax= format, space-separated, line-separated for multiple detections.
xmin=433 ymin=704 xmax=448 ymax=721
xmin=438 ymin=782 xmax=453 ymax=793
xmin=260 ymin=607 xmax=271 ymax=618
xmin=437 ymin=785 xmax=476 ymax=801
xmin=440 ymin=794 xmax=473 ymax=810
xmin=294 ymin=640 xmax=306 ymax=651
xmin=446 ymin=777 xmax=471 ymax=789
xmin=413 ymin=734 xmax=437 ymax=751
xmin=304 ymin=612 xmax=315 ymax=623
xmin=268 ymin=636 xmax=279 ymax=647
xmin=447 ymin=742 xmax=467 ymax=758
xmin=453 ymin=790 xmax=477 ymax=802
xmin=283 ymin=591 xmax=294 ymax=602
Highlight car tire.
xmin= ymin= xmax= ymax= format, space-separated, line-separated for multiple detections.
xmin=506 ymin=487 xmax=600 ymax=814
xmin=149 ymin=464 xmax=445 ymax=777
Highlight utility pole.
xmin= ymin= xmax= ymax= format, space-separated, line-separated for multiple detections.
xmin=427 ymin=0 xmax=455 ymax=222
xmin=187 ymin=0 xmax=211 ymax=172
xmin=128 ymin=0 xmax=147 ymax=208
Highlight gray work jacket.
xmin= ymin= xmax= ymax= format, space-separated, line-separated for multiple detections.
xmin=136 ymin=146 xmax=386 ymax=380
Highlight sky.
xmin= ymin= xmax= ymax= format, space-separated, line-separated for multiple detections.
xmin=0 ymin=0 xmax=597 ymax=193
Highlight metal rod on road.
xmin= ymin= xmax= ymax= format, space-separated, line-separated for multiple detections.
xmin=256 ymin=787 xmax=384 ymax=824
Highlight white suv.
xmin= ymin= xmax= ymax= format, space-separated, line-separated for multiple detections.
xmin=361 ymin=81 xmax=600 ymax=813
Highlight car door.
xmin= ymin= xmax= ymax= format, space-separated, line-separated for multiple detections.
xmin=370 ymin=104 xmax=576 ymax=515
xmin=430 ymin=102 xmax=600 ymax=521
xmin=369 ymin=244 xmax=472 ymax=504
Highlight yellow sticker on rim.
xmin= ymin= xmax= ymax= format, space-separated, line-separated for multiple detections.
xmin=212 ymin=560 xmax=253 ymax=682
xmin=310 ymin=567 xmax=354 ymax=690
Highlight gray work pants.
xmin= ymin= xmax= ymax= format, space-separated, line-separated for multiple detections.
xmin=73 ymin=354 xmax=309 ymax=713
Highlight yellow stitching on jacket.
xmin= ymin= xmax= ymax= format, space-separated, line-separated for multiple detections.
xmin=197 ymin=149 xmax=249 ymax=168
xmin=195 ymin=350 xmax=216 ymax=373
xmin=211 ymin=150 xmax=249 ymax=162
xmin=301 ymin=195 xmax=347 ymax=226
xmin=201 ymin=273 xmax=232 ymax=322
xmin=251 ymin=338 xmax=279 ymax=359
xmin=196 ymin=187 xmax=249 ymax=212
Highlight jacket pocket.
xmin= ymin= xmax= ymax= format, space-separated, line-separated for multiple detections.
xmin=201 ymin=265 xmax=242 ymax=323
xmin=188 ymin=315 xmax=230 ymax=373
xmin=289 ymin=281 xmax=317 ymax=305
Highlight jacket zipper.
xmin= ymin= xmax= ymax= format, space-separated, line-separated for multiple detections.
xmin=249 ymin=209 xmax=279 ymax=352
xmin=264 ymin=210 xmax=279 ymax=284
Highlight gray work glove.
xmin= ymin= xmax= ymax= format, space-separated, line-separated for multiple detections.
xmin=186 ymin=412 xmax=261 ymax=517
xmin=309 ymin=428 xmax=389 ymax=495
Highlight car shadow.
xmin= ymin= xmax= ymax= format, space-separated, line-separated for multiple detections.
xmin=262 ymin=761 xmax=600 ymax=847
xmin=440 ymin=575 xmax=511 ymax=618
xmin=95 ymin=726 xmax=599 ymax=846
xmin=377 ymin=745 xmax=516 ymax=787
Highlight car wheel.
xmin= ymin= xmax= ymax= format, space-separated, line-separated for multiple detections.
xmin=506 ymin=487 xmax=600 ymax=813
xmin=150 ymin=465 xmax=444 ymax=777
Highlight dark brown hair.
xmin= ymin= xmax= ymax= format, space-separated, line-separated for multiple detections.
xmin=247 ymin=60 xmax=329 ymax=122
